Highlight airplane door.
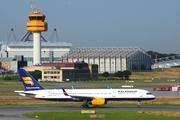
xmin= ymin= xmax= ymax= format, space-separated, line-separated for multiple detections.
xmin=112 ymin=90 xmax=116 ymax=97
xmin=42 ymin=91 xmax=45 ymax=98
xmin=139 ymin=91 xmax=143 ymax=97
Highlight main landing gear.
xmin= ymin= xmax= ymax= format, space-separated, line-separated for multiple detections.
xmin=82 ymin=104 xmax=89 ymax=108
xmin=81 ymin=100 xmax=89 ymax=108
xmin=137 ymin=100 xmax=142 ymax=107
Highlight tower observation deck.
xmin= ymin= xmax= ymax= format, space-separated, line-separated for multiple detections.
xmin=26 ymin=10 xmax=48 ymax=65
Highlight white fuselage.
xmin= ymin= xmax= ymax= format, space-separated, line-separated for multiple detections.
xmin=16 ymin=89 xmax=155 ymax=101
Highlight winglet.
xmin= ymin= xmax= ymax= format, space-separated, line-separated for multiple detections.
xmin=62 ymin=88 xmax=69 ymax=96
xmin=72 ymin=85 xmax=76 ymax=89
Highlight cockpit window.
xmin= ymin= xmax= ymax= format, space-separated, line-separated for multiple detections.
xmin=146 ymin=93 xmax=152 ymax=95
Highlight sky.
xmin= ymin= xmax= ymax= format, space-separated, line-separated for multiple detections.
xmin=0 ymin=0 xmax=180 ymax=54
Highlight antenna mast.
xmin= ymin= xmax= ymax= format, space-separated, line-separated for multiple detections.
xmin=30 ymin=2 xmax=36 ymax=13
xmin=30 ymin=2 xmax=33 ymax=13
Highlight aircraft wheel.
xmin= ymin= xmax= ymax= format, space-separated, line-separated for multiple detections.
xmin=82 ymin=105 xmax=89 ymax=108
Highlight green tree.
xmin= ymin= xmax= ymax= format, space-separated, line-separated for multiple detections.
xmin=102 ymin=71 xmax=110 ymax=78
xmin=147 ymin=51 xmax=177 ymax=59
xmin=123 ymin=70 xmax=131 ymax=80
xmin=114 ymin=71 xmax=123 ymax=80
xmin=29 ymin=70 xmax=42 ymax=80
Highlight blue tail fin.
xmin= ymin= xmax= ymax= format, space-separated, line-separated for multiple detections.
xmin=18 ymin=68 xmax=45 ymax=91
xmin=62 ymin=88 xmax=69 ymax=96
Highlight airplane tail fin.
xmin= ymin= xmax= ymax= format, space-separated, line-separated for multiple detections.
xmin=62 ymin=88 xmax=69 ymax=96
xmin=18 ymin=68 xmax=45 ymax=91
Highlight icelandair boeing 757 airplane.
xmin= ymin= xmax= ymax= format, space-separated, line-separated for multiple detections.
xmin=15 ymin=69 xmax=155 ymax=108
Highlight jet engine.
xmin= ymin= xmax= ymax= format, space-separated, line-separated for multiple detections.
xmin=89 ymin=98 xmax=107 ymax=106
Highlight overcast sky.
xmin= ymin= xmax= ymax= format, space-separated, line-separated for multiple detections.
xmin=0 ymin=0 xmax=180 ymax=54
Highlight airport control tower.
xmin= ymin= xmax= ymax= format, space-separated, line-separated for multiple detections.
xmin=26 ymin=9 xmax=48 ymax=65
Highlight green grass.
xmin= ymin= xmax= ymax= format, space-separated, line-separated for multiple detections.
xmin=24 ymin=111 xmax=180 ymax=120
xmin=0 ymin=82 xmax=55 ymax=89
xmin=0 ymin=90 xmax=19 ymax=96
xmin=0 ymin=75 xmax=20 ymax=81
xmin=0 ymin=83 xmax=23 ymax=88
xmin=153 ymin=68 xmax=164 ymax=72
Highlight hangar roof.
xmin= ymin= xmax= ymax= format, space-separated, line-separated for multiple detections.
xmin=63 ymin=47 xmax=148 ymax=58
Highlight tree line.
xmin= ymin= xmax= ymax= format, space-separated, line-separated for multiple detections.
xmin=101 ymin=70 xmax=131 ymax=80
xmin=147 ymin=51 xmax=177 ymax=59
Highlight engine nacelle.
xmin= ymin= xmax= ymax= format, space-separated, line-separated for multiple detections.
xmin=89 ymin=98 xmax=106 ymax=106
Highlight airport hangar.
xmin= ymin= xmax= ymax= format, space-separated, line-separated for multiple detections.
xmin=0 ymin=30 xmax=151 ymax=82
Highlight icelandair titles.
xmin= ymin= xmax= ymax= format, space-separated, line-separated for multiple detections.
xmin=118 ymin=90 xmax=137 ymax=94
xmin=26 ymin=87 xmax=40 ymax=90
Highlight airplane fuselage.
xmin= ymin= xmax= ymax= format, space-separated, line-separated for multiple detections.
xmin=16 ymin=88 xmax=155 ymax=101
xmin=15 ymin=68 xmax=155 ymax=107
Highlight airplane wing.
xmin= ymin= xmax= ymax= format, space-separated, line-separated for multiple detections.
xmin=23 ymin=93 xmax=36 ymax=95
xmin=62 ymin=88 xmax=97 ymax=100
xmin=70 ymin=95 xmax=94 ymax=100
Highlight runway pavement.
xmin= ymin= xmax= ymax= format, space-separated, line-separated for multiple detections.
xmin=1 ymin=106 xmax=180 ymax=120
